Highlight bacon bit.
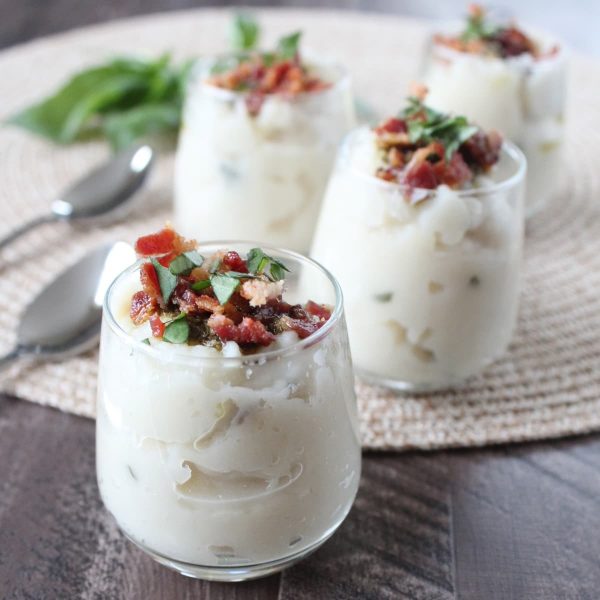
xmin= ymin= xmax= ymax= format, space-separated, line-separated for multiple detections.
xmin=493 ymin=26 xmax=538 ymax=58
xmin=173 ymin=286 xmax=223 ymax=316
xmin=278 ymin=315 xmax=321 ymax=339
xmin=135 ymin=228 xmax=177 ymax=256
xmin=222 ymin=251 xmax=248 ymax=273
xmin=156 ymin=252 xmax=177 ymax=268
xmin=375 ymin=167 xmax=398 ymax=183
xmin=436 ymin=152 xmax=473 ymax=187
xmin=134 ymin=226 xmax=197 ymax=257
xmin=208 ymin=314 xmax=276 ymax=347
xmin=149 ymin=314 xmax=165 ymax=338
xmin=403 ymin=160 xmax=438 ymax=189
xmin=130 ymin=291 xmax=156 ymax=325
xmin=305 ymin=300 xmax=331 ymax=321
xmin=460 ymin=130 xmax=502 ymax=170
xmin=189 ymin=266 xmax=210 ymax=282
xmin=140 ymin=262 xmax=161 ymax=302
xmin=375 ymin=117 xmax=407 ymax=136
xmin=240 ymin=279 xmax=285 ymax=307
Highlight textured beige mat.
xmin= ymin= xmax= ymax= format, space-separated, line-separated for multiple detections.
xmin=1 ymin=9 xmax=599 ymax=450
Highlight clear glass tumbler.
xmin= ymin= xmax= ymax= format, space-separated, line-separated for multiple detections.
xmin=311 ymin=128 xmax=526 ymax=392
xmin=423 ymin=29 xmax=566 ymax=217
xmin=96 ymin=243 xmax=361 ymax=581
xmin=174 ymin=57 xmax=356 ymax=253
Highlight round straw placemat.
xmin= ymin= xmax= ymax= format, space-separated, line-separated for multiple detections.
xmin=0 ymin=8 xmax=599 ymax=451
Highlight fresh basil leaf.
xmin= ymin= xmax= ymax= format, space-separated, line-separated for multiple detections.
xmin=168 ymin=253 xmax=196 ymax=276
xmin=150 ymin=258 xmax=178 ymax=303
xmin=246 ymin=248 xmax=267 ymax=274
xmin=191 ymin=279 xmax=212 ymax=292
xmin=163 ymin=317 xmax=189 ymax=343
xmin=276 ymin=31 xmax=302 ymax=60
xmin=183 ymin=251 xmax=204 ymax=266
xmin=141 ymin=337 xmax=151 ymax=345
xmin=210 ymin=274 xmax=240 ymax=305
xmin=269 ymin=262 xmax=287 ymax=282
xmin=246 ymin=247 xmax=290 ymax=280
xmin=226 ymin=271 xmax=260 ymax=279
xmin=103 ymin=103 xmax=180 ymax=150
xmin=231 ymin=13 xmax=260 ymax=51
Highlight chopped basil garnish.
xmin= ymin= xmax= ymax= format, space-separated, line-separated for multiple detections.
xmin=246 ymin=248 xmax=290 ymax=281
xmin=210 ymin=274 xmax=240 ymax=305
xmin=404 ymin=97 xmax=478 ymax=161
xmin=461 ymin=10 xmax=499 ymax=42
xmin=168 ymin=251 xmax=203 ymax=276
xmin=150 ymin=258 xmax=178 ymax=303
xmin=231 ymin=12 xmax=260 ymax=51
xmin=163 ymin=316 xmax=189 ymax=344
xmin=141 ymin=338 xmax=151 ymax=345
xmin=276 ymin=31 xmax=302 ymax=60
xmin=191 ymin=279 xmax=212 ymax=292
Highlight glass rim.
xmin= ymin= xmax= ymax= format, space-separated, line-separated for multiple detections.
xmin=102 ymin=241 xmax=345 ymax=365
xmin=188 ymin=52 xmax=351 ymax=103
xmin=336 ymin=126 xmax=527 ymax=198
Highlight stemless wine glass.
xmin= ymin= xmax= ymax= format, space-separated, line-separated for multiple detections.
xmin=422 ymin=27 xmax=566 ymax=217
xmin=311 ymin=128 xmax=526 ymax=392
xmin=96 ymin=243 xmax=361 ymax=581
xmin=173 ymin=57 xmax=356 ymax=253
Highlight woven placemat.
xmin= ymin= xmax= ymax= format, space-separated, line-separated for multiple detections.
xmin=0 ymin=8 xmax=599 ymax=451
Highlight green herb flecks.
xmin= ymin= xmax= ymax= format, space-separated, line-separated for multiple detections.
xmin=168 ymin=251 xmax=204 ymax=276
xmin=403 ymin=97 xmax=478 ymax=161
xmin=141 ymin=338 xmax=151 ymax=345
xmin=191 ymin=279 xmax=212 ymax=292
xmin=150 ymin=258 xmax=178 ymax=304
xmin=246 ymin=248 xmax=290 ymax=281
xmin=230 ymin=13 xmax=260 ymax=51
xmin=7 ymin=54 xmax=193 ymax=151
xmin=210 ymin=274 xmax=241 ymax=305
xmin=163 ymin=314 xmax=190 ymax=344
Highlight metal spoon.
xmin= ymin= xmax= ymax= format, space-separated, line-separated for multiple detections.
xmin=0 ymin=144 xmax=154 ymax=252
xmin=0 ymin=241 xmax=136 ymax=371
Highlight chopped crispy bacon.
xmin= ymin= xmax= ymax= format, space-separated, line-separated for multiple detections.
xmin=278 ymin=315 xmax=321 ymax=339
xmin=403 ymin=160 xmax=438 ymax=189
xmin=134 ymin=227 xmax=196 ymax=257
xmin=208 ymin=55 xmax=331 ymax=117
xmin=139 ymin=262 xmax=161 ymax=302
xmin=130 ymin=291 xmax=156 ymax=325
xmin=208 ymin=315 xmax=276 ymax=347
xmin=135 ymin=228 xmax=177 ymax=256
xmin=156 ymin=252 xmax=177 ymax=268
xmin=149 ymin=314 xmax=165 ymax=338
xmin=172 ymin=286 xmax=223 ymax=316
xmin=375 ymin=117 xmax=407 ymax=136
xmin=305 ymin=300 xmax=332 ymax=321
xmin=222 ymin=251 xmax=248 ymax=273
xmin=460 ymin=130 xmax=502 ymax=170
xmin=436 ymin=152 xmax=473 ymax=187
xmin=492 ymin=26 xmax=537 ymax=58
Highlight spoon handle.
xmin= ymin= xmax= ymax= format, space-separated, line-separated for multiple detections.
xmin=0 ymin=347 xmax=21 ymax=372
xmin=0 ymin=214 xmax=57 ymax=252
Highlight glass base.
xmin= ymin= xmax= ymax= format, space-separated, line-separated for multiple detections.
xmin=123 ymin=530 xmax=335 ymax=582
xmin=357 ymin=367 xmax=471 ymax=394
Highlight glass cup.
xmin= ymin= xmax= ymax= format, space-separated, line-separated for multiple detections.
xmin=96 ymin=243 xmax=361 ymax=581
xmin=311 ymin=127 xmax=526 ymax=392
xmin=422 ymin=28 xmax=566 ymax=217
xmin=173 ymin=57 xmax=356 ymax=253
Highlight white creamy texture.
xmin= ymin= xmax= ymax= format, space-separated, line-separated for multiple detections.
xmin=310 ymin=129 xmax=524 ymax=389
xmin=424 ymin=34 xmax=566 ymax=216
xmin=96 ymin=272 xmax=361 ymax=566
xmin=173 ymin=63 xmax=356 ymax=253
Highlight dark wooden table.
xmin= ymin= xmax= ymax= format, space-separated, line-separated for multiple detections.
xmin=2 ymin=2 xmax=600 ymax=599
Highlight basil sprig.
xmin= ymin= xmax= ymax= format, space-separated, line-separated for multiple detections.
xmin=169 ymin=251 xmax=204 ymax=276
xmin=8 ymin=54 xmax=192 ymax=151
xmin=460 ymin=10 xmax=500 ymax=42
xmin=276 ymin=31 xmax=302 ymax=60
xmin=403 ymin=97 xmax=478 ymax=161
xmin=231 ymin=13 xmax=260 ymax=51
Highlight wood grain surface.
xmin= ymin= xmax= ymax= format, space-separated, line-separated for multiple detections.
xmin=2 ymin=393 xmax=600 ymax=599
xmin=2 ymin=2 xmax=600 ymax=599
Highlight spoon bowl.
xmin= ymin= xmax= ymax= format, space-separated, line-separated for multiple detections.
xmin=0 ymin=242 xmax=136 ymax=370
